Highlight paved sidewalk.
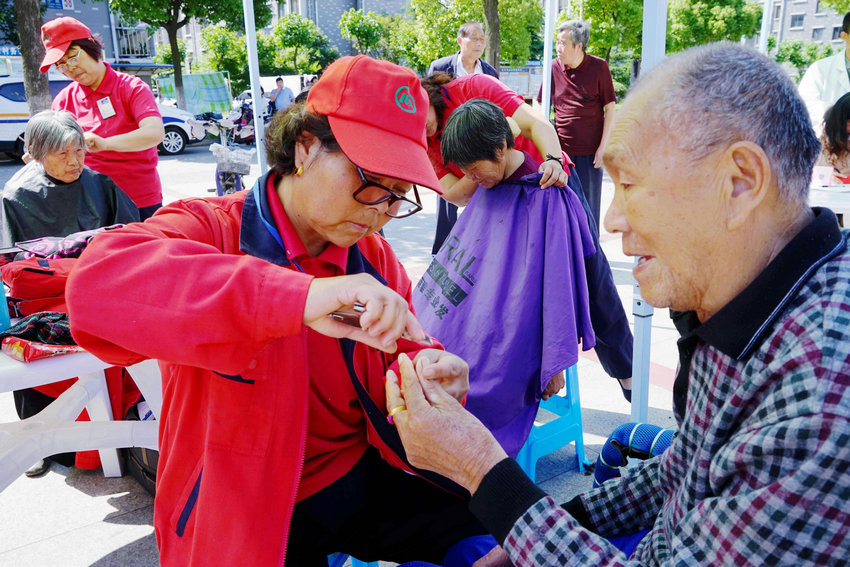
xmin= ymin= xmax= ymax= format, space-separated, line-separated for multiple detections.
xmin=0 ymin=154 xmax=677 ymax=566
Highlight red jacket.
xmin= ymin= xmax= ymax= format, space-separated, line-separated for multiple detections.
xmin=66 ymin=176 xmax=434 ymax=565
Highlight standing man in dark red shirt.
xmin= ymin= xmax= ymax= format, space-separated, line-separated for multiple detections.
xmin=538 ymin=20 xmax=616 ymax=232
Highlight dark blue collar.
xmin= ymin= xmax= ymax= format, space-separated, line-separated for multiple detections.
xmin=239 ymin=172 xmax=387 ymax=284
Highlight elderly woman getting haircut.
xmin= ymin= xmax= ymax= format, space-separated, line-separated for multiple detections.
xmin=1 ymin=110 xmax=138 ymax=247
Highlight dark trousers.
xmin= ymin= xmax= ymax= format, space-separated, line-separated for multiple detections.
xmin=565 ymin=166 xmax=633 ymax=379
xmin=432 ymin=198 xmax=459 ymax=255
xmin=286 ymin=447 xmax=488 ymax=566
xmin=137 ymin=203 xmax=162 ymax=221
xmin=571 ymin=155 xmax=603 ymax=234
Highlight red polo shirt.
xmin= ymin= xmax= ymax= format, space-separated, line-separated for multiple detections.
xmin=52 ymin=62 xmax=163 ymax=208
xmin=265 ymin=177 xmax=373 ymax=500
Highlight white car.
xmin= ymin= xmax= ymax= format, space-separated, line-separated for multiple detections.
xmin=0 ymin=74 xmax=205 ymax=159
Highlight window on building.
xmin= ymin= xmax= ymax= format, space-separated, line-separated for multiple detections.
xmin=813 ymin=27 xmax=824 ymax=40
xmin=774 ymin=5 xmax=781 ymax=19
xmin=815 ymin=1 xmax=824 ymax=13
xmin=834 ymin=26 xmax=844 ymax=40
xmin=790 ymin=14 xmax=804 ymax=28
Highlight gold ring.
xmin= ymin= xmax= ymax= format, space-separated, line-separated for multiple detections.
xmin=388 ymin=405 xmax=406 ymax=417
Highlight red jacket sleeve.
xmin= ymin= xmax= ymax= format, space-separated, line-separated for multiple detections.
xmin=67 ymin=197 xmax=312 ymax=374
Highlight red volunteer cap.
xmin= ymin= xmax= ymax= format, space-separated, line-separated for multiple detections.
xmin=40 ymin=17 xmax=92 ymax=73
xmin=306 ymin=55 xmax=443 ymax=195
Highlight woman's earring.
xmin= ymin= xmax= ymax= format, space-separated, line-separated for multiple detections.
xmin=295 ymin=165 xmax=303 ymax=177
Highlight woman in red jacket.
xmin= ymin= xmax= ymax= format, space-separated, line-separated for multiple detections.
xmin=67 ymin=56 xmax=489 ymax=566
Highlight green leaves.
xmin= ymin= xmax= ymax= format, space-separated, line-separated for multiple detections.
xmin=339 ymin=8 xmax=382 ymax=55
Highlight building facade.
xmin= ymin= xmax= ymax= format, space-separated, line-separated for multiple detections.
xmin=765 ymin=0 xmax=846 ymax=48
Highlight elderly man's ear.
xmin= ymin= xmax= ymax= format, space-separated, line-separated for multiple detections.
xmin=723 ymin=141 xmax=772 ymax=232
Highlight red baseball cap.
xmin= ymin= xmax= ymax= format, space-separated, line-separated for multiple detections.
xmin=39 ymin=17 xmax=93 ymax=73
xmin=306 ymin=55 xmax=442 ymax=195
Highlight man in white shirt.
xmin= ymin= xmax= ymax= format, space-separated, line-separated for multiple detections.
xmin=799 ymin=12 xmax=850 ymax=133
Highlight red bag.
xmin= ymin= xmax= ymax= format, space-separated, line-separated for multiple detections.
xmin=1 ymin=257 xmax=76 ymax=316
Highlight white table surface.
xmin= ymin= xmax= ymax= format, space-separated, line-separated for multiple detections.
xmin=810 ymin=186 xmax=850 ymax=218
xmin=0 ymin=350 xmax=111 ymax=393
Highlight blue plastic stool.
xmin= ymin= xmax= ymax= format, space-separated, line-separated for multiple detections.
xmin=327 ymin=553 xmax=378 ymax=567
xmin=516 ymin=365 xmax=590 ymax=481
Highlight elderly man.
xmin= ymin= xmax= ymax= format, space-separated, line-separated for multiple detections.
xmin=387 ymin=43 xmax=850 ymax=565
xmin=428 ymin=21 xmax=499 ymax=79
xmin=537 ymin=20 xmax=616 ymax=232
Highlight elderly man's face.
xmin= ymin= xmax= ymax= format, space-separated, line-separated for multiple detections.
xmin=40 ymin=142 xmax=85 ymax=184
xmin=458 ymin=25 xmax=485 ymax=60
xmin=603 ymin=90 xmax=728 ymax=320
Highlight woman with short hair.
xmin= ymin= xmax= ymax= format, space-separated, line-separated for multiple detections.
xmin=1 ymin=109 xmax=139 ymax=247
xmin=40 ymin=16 xmax=164 ymax=219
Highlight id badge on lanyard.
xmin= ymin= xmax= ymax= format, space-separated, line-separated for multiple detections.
xmin=97 ymin=96 xmax=116 ymax=119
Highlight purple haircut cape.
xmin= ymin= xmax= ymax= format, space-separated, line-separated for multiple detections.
xmin=413 ymin=169 xmax=595 ymax=456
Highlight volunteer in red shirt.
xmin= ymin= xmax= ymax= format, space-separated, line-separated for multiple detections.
xmin=67 ymin=55 xmax=489 ymax=566
xmin=40 ymin=17 xmax=165 ymax=219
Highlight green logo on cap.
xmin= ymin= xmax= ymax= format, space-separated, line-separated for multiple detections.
xmin=394 ymin=86 xmax=416 ymax=113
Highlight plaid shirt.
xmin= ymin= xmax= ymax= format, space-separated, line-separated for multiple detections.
xmin=470 ymin=208 xmax=850 ymax=565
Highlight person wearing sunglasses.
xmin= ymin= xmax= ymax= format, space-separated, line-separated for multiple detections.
xmin=66 ymin=56 xmax=493 ymax=567
xmin=39 ymin=17 xmax=165 ymax=220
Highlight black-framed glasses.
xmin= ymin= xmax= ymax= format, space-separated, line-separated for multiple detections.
xmin=352 ymin=166 xmax=422 ymax=219
xmin=56 ymin=48 xmax=82 ymax=73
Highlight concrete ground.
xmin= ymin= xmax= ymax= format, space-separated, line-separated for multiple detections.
xmin=0 ymin=143 xmax=677 ymax=566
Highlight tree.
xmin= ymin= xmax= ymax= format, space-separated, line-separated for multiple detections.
xmin=13 ymin=0 xmax=51 ymax=116
xmin=404 ymin=0 xmax=541 ymax=72
xmin=273 ymin=13 xmax=337 ymax=75
xmin=497 ymin=0 xmax=542 ymax=66
xmin=200 ymin=24 xmax=249 ymax=92
xmin=667 ymin=0 xmax=762 ymax=53
xmin=1 ymin=0 xmax=45 ymax=46
xmin=339 ymin=8 xmax=382 ymax=55
xmin=773 ymin=39 xmax=835 ymax=82
xmin=373 ymin=13 xmax=419 ymax=66
xmin=557 ymin=0 xmax=642 ymax=61
xmin=105 ymin=0 xmax=271 ymax=109
xmin=483 ymin=0 xmax=500 ymax=69
xmin=820 ymin=0 xmax=850 ymax=15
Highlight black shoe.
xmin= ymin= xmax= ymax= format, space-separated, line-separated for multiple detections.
xmin=25 ymin=459 xmax=49 ymax=478
xmin=618 ymin=380 xmax=632 ymax=403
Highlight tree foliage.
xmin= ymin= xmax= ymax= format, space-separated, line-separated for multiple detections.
xmin=1 ymin=0 xmax=46 ymax=47
xmin=557 ymin=0 xmax=642 ymax=60
xmin=820 ymin=0 xmax=850 ymax=15
xmin=403 ymin=0 xmax=541 ymax=72
xmin=338 ymin=8 xmax=382 ymax=55
xmin=272 ymin=13 xmax=337 ymax=75
xmin=105 ymin=0 xmax=271 ymax=108
xmin=667 ymin=0 xmax=762 ymax=53
xmin=772 ymin=39 xmax=835 ymax=82
xmin=199 ymin=25 xmax=249 ymax=92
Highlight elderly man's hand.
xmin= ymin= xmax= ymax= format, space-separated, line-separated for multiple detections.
xmin=537 ymin=159 xmax=569 ymax=188
xmin=412 ymin=348 xmax=469 ymax=402
xmin=386 ymin=353 xmax=507 ymax=493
